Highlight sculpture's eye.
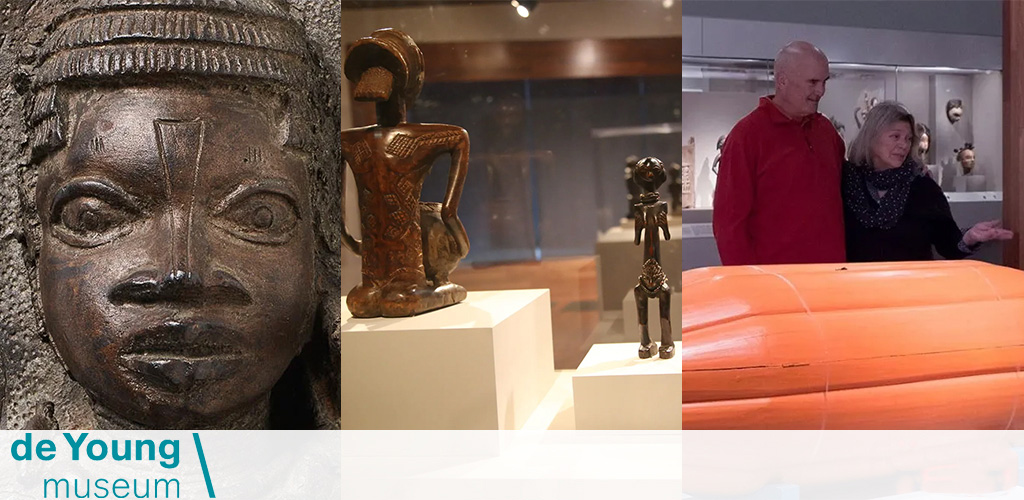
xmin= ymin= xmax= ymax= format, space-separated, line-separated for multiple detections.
xmin=50 ymin=181 xmax=140 ymax=248
xmin=216 ymin=192 xmax=299 ymax=245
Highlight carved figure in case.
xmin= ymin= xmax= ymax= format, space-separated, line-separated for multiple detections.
xmin=829 ymin=116 xmax=845 ymax=142
xmin=956 ymin=143 xmax=976 ymax=175
xmin=712 ymin=134 xmax=726 ymax=176
xmin=854 ymin=93 xmax=879 ymax=129
xmin=632 ymin=157 xmax=675 ymax=360
xmin=624 ymin=155 xmax=641 ymax=219
xmin=340 ymin=29 xmax=470 ymax=318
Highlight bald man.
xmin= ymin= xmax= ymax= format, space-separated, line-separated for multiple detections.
xmin=712 ymin=41 xmax=846 ymax=265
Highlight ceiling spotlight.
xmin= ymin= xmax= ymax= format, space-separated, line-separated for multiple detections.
xmin=662 ymin=0 xmax=674 ymax=8
xmin=510 ymin=0 xmax=537 ymax=18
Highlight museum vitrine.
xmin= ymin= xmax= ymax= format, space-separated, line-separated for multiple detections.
xmin=679 ymin=56 xmax=1004 ymax=268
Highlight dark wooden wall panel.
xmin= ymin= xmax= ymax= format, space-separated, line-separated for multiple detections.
xmin=419 ymin=37 xmax=682 ymax=82
xmin=350 ymin=37 xmax=681 ymax=125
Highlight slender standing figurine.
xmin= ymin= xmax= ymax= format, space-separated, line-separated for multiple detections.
xmin=632 ymin=157 xmax=675 ymax=359
xmin=712 ymin=135 xmax=726 ymax=176
xmin=340 ymin=29 xmax=470 ymax=317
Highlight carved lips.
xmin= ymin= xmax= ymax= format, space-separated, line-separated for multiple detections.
xmin=119 ymin=320 xmax=248 ymax=393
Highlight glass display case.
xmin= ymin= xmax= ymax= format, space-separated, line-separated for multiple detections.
xmin=338 ymin=1 xmax=684 ymax=370
xmin=680 ymin=56 xmax=1003 ymax=209
xmin=413 ymin=75 xmax=682 ymax=263
xmin=678 ymin=56 xmax=1004 ymax=268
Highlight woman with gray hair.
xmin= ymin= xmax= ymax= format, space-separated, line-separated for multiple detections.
xmin=842 ymin=101 xmax=1011 ymax=262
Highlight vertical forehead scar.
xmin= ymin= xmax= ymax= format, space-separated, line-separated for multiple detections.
xmin=154 ymin=118 xmax=205 ymax=273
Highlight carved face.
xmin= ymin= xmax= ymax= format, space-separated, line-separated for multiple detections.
xmin=632 ymin=157 xmax=667 ymax=192
xmin=959 ymin=149 xmax=976 ymax=173
xmin=947 ymin=100 xmax=964 ymax=124
xmin=36 ymin=86 xmax=316 ymax=427
xmin=918 ymin=132 xmax=930 ymax=156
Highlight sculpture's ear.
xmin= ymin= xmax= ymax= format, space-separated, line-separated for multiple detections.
xmin=278 ymin=92 xmax=313 ymax=153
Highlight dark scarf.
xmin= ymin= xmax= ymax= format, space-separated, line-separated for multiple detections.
xmin=842 ymin=159 xmax=918 ymax=229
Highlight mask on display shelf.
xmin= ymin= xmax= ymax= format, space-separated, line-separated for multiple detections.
xmin=946 ymin=99 xmax=964 ymax=124
xmin=17 ymin=0 xmax=342 ymax=429
xmin=955 ymin=143 xmax=976 ymax=175
xmin=712 ymin=134 xmax=726 ymax=176
xmin=854 ymin=92 xmax=880 ymax=129
xmin=631 ymin=157 xmax=675 ymax=360
xmin=340 ymin=28 xmax=470 ymax=318
xmin=916 ymin=122 xmax=931 ymax=159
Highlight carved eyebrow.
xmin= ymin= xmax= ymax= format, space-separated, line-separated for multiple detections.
xmin=213 ymin=178 xmax=302 ymax=216
xmin=49 ymin=179 xmax=141 ymax=220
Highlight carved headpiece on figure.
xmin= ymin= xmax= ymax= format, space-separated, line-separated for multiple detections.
xmin=345 ymin=28 xmax=425 ymax=105
xmin=13 ymin=0 xmax=343 ymax=430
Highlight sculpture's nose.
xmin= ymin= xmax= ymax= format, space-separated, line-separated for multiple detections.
xmin=111 ymin=117 xmax=253 ymax=307
xmin=108 ymin=267 xmax=251 ymax=307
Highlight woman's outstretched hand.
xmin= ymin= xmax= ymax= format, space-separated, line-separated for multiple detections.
xmin=964 ymin=220 xmax=1014 ymax=246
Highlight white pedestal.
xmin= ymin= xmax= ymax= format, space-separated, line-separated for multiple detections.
xmin=573 ymin=343 xmax=682 ymax=430
xmin=595 ymin=224 xmax=682 ymax=312
xmin=954 ymin=174 xmax=987 ymax=192
xmin=621 ymin=289 xmax=682 ymax=343
xmin=338 ymin=289 xmax=555 ymax=430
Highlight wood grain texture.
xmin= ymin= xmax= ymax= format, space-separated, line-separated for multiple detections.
xmin=681 ymin=260 xmax=1024 ymax=429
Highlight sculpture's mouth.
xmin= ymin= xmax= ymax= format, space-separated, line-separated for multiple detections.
xmin=119 ymin=320 xmax=248 ymax=393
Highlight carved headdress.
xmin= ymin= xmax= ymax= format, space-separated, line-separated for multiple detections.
xmin=344 ymin=28 xmax=425 ymax=103
xmin=29 ymin=0 xmax=315 ymax=159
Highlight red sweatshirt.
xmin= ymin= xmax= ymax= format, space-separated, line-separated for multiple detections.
xmin=713 ymin=96 xmax=846 ymax=265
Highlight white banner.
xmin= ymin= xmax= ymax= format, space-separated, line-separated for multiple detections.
xmin=0 ymin=430 xmax=683 ymax=500
xmin=683 ymin=430 xmax=1024 ymax=499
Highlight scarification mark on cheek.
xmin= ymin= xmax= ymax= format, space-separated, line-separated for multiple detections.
xmin=154 ymin=119 xmax=205 ymax=274
xmin=89 ymin=135 xmax=105 ymax=153
xmin=244 ymin=146 xmax=265 ymax=164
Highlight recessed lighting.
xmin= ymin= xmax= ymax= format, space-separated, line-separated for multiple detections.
xmin=511 ymin=0 xmax=536 ymax=18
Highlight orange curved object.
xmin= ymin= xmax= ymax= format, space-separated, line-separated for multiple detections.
xmin=681 ymin=260 xmax=1024 ymax=429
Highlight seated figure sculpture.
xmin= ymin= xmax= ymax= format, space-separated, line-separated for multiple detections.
xmin=339 ymin=29 xmax=470 ymax=318
xmin=5 ymin=0 xmax=343 ymax=429
xmin=632 ymin=157 xmax=674 ymax=360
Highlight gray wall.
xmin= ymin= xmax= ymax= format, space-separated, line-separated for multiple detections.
xmin=680 ymin=0 xmax=1001 ymax=36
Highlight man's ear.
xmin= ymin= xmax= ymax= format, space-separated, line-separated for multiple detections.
xmin=774 ymin=72 xmax=786 ymax=89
